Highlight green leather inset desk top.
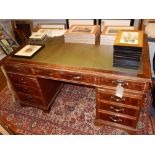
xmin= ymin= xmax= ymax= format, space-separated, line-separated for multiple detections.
xmin=10 ymin=36 xmax=143 ymax=75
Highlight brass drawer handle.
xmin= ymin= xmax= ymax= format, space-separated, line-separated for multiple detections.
xmin=109 ymin=116 xmax=122 ymax=122
xmin=61 ymin=72 xmax=82 ymax=80
xmin=112 ymin=80 xmax=128 ymax=86
xmin=14 ymin=67 xmax=21 ymax=71
xmin=73 ymin=76 xmax=81 ymax=80
xmin=111 ymin=96 xmax=125 ymax=102
xmin=19 ymin=78 xmax=27 ymax=84
xmin=110 ymin=106 xmax=125 ymax=112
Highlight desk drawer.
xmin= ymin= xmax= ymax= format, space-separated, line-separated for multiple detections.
xmin=96 ymin=89 xmax=142 ymax=107
xmin=96 ymin=77 xmax=145 ymax=91
xmin=97 ymin=110 xmax=137 ymax=128
xmin=13 ymin=84 xmax=41 ymax=96
xmin=97 ymin=101 xmax=139 ymax=117
xmin=7 ymin=73 xmax=38 ymax=88
xmin=4 ymin=64 xmax=34 ymax=75
xmin=60 ymin=71 xmax=94 ymax=84
xmin=34 ymin=68 xmax=94 ymax=84
xmin=18 ymin=93 xmax=44 ymax=106
xmin=34 ymin=68 xmax=61 ymax=78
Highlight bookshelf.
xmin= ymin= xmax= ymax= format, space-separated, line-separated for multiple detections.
xmin=0 ymin=23 xmax=19 ymax=57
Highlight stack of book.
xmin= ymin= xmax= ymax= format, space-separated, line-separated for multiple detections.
xmin=100 ymin=26 xmax=135 ymax=45
xmin=29 ymin=31 xmax=47 ymax=45
xmin=113 ymin=30 xmax=143 ymax=69
xmin=113 ymin=46 xmax=142 ymax=69
xmin=64 ymin=25 xmax=100 ymax=44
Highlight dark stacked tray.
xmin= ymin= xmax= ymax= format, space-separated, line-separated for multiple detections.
xmin=113 ymin=45 xmax=142 ymax=69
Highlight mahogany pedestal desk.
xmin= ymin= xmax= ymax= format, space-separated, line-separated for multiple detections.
xmin=0 ymin=36 xmax=151 ymax=134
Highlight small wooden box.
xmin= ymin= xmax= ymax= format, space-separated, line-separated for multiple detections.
xmin=114 ymin=30 xmax=144 ymax=48
xmin=113 ymin=30 xmax=144 ymax=69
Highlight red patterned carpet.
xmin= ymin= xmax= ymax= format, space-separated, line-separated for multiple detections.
xmin=0 ymin=84 xmax=154 ymax=135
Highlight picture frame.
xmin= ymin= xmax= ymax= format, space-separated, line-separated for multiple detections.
xmin=102 ymin=26 xmax=135 ymax=36
xmin=141 ymin=19 xmax=155 ymax=30
xmin=66 ymin=25 xmax=99 ymax=35
xmin=0 ymin=39 xmax=14 ymax=55
xmin=98 ymin=19 xmax=134 ymax=32
xmin=141 ymin=19 xmax=155 ymax=41
xmin=36 ymin=23 xmax=66 ymax=30
xmin=66 ymin=19 xmax=97 ymax=29
xmin=13 ymin=44 xmax=44 ymax=58
xmin=100 ymin=26 xmax=135 ymax=45
xmin=114 ymin=30 xmax=143 ymax=47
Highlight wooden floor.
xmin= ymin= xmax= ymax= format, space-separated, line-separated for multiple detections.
xmin=0 ymin=67 xmax=155 ymax=134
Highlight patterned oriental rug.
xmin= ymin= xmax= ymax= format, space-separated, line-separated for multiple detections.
xmin=0 ymin=84 xmax=154 ymax=135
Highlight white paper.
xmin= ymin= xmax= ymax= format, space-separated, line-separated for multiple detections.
xmin=49 ymin=30 xmax=66 ymax=37
xmin=115 ymin=84 xmax=124 ymax=98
